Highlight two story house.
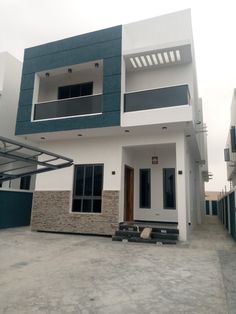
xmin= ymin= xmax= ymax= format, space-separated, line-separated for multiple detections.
xmin=16 ymin=9 xmax=208 ymax=241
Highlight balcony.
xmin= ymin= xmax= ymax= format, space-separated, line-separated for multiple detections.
xmin=33 ymin=94 xmax=102 ymax=121
xmin=124 ymin=85 xmax=190 ymax=112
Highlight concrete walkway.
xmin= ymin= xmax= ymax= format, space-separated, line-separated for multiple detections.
xmin=0 ymin=220 xmax=235 ymax=314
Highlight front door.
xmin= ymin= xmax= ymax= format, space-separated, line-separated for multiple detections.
xmin=124 ymin=165 xmax=134 ymax=222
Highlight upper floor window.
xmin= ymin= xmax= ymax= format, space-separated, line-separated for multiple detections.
xmin=58 ymin=82 xmax=93 ymax=100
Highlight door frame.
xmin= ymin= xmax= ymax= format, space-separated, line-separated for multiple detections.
xmin=124 ymin=165 xmax=134 ymax=222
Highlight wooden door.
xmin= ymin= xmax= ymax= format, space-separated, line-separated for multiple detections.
xmin=124 ymin=165 xmax=134 ymax=222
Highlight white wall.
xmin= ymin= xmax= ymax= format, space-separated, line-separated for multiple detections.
xmin=226 ymin=89 xmax=236 ymax=182
xmin=131 ymin=144 xmax=177 ymax=222
xmin=35 ymin=136 xmax=122 ymax=191
xmin=123 ymin=9 xmax=193 ymax=54
xmin=37 ymin=68 xmax=103 ymax=103
xmin=126 ymin=63 xmax=193 ymax=96
xmin=0 ymin=52 xmax=22 ymax=139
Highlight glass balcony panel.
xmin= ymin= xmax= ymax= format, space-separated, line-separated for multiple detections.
xmin=34 ymin=94 xmax=102 ymax=120
xmin=124 ymin=85 xmax=189 ymax=112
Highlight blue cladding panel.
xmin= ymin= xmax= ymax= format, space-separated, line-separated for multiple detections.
xmin=22 ymin=39 xmax=121 ymax=75
xmin=17 ymin=106 xmax=32 ymax=122
xmin=0 ymin=191 xmax=33 ymax=229
xmin=16 ymin=25 xmax=122 ymax=135
xmin=15 ymin=111 xmax=120 ymax=134
xmin=20 ymin=73 xmax=35 ymax=90
xmin=24 ymin=26 xmax=122 ymax=59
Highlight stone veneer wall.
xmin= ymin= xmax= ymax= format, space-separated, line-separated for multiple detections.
xmin=31 ymin=190 xmax=119 ymax=235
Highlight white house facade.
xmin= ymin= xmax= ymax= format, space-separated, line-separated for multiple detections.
xmin=15 ymin=10 xmax=208 ymax=241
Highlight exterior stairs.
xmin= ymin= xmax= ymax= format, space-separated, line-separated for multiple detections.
xmin=112 ymin=222 xmax=179 ymax=245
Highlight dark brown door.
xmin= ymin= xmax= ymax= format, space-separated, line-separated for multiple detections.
xmin=124 ymin=165 xmax=134 ymax=222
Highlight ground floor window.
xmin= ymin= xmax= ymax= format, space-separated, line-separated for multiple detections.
xmin=72 ymin=164 xmax=103 ymax=213
xmin=163 ymin=168 xmax=176 ymax=209
xmin=20 ymin=176 xmax=31 ymax=190
xmin=212 ymin=201 xmax=218 ymax=215
xmin=139 ymin=169 xmax=151 ymax=208
xmin=206 ymin=200 xmax=210 ymax=215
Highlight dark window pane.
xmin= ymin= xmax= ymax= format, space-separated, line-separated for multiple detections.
xmin=231 ymin=126 xmax=236 ymax=152
xmin=82 ymin=199 xmax=92 ymax=212
xmin=212 ymin=201 xmax=218 ymax=215
xmin=206 ymin=200 xmax=210 ymax=215
xmin=93 ymin=165 xmax=103 ymax=196
xmin=20 ymin=176 xmax=31 ymax=190
xmin=139 ymin=169 xmax=151 ymax=208
xmin=75 ymin=166 xmax=84 ymax=196
xmin=81 ymin=82 xmax=93 ymax=96
xmin=71 ymin=84 xmax=81 ymax=98
xmin=93 ymin=200 xmax=102 ymax=213
xmin=163 ymin=168 xmax=176 ymax=209
xmin=84 ymin=166 xmax=93 ymax=196
xmin=34 ymin=95 xmax=102 ymax=120
xmin=58 ymin=86 xmax=70 ymax=99
xmin=72 ymin=199 xmax=82 ymax=212
xmin=124 ymin=85 xmax=189 ymax=112
xmin=73 ymin=164 xmax=103 ymax=213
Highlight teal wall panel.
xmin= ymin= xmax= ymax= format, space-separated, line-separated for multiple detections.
xmin=20 ymin=73 xmax=35 ymax=90
xmin=0 ymin=191 xmax=33 ymax=229
xmin=24 ymin=26 xmax=122 ymax=60
xmin=16 ymin=25 xmax=122 ymax=135
xmin=103 ymin=57 xmax=121 ymax=76
xmin=16 ymin=105 xmax=32 ymax=122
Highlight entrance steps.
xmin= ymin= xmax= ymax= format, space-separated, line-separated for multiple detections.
xmin=112 ymin=221 xmax=179 ymax=245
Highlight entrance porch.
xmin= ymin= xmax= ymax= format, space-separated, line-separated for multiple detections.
xmin=120 ymin=139 xmax=189 ymax=241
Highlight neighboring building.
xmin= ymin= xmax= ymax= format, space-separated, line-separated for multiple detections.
xmin=0 ymin=52 xmax=35 ymax=191
xmin=205 ymin=191 xmax=220 ymax=216
xmin=0 ymin=52 xmax=33 ymax=228
xmin=221 ymin=89 xmax=236 ymax=240
xmin=15 ymin=9 xmax=208 ymax=241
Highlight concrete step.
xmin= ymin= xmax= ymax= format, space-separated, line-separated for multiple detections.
xmin=112 ymin=235 xmax=177 ymax=245
xmin=119 ymin=224 xmax=179 ymax=234
xmin=115 ymin=230 xmax=178 ymax=240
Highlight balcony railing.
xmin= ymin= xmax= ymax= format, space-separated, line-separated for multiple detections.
xmin=33 ymin=94 xmax=102 ymax=121
xmin=124 ymin=85 xmax=190 ymax=112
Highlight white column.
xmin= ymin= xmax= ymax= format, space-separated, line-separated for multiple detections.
xmin=176 ymin=135 xmax=188 ymax=241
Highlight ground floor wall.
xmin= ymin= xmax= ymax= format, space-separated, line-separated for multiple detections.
xmin=31 ymin=190 xmax=119 ymax=235
xmin=31 ymin=130 xmax=205 ymax=240
xmin=218 ymin=190 xmax=236 ymax=241
xmin=0 ymin=190 xmax=33 ymax=229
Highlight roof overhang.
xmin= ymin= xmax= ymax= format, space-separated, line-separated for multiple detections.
xmin=0 ymin=136 xmax=73 ymax=182
xmin=125 ymin=44 xmax=192 ymax=72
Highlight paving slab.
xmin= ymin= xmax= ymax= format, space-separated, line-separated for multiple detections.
xmin=0 ymin=221 xmax=235 ymax=314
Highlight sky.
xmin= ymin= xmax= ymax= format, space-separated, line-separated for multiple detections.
xmin=1 ymin=0 xmax=236 ymax=192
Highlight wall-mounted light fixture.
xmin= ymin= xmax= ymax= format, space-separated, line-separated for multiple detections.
xmin=95 ymin=62 xmax=99 ymax=68
xmin=152 ymin=156 xmax=158 ymax=164
xmin=45 ymin=72 xmax=50 ymax=77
